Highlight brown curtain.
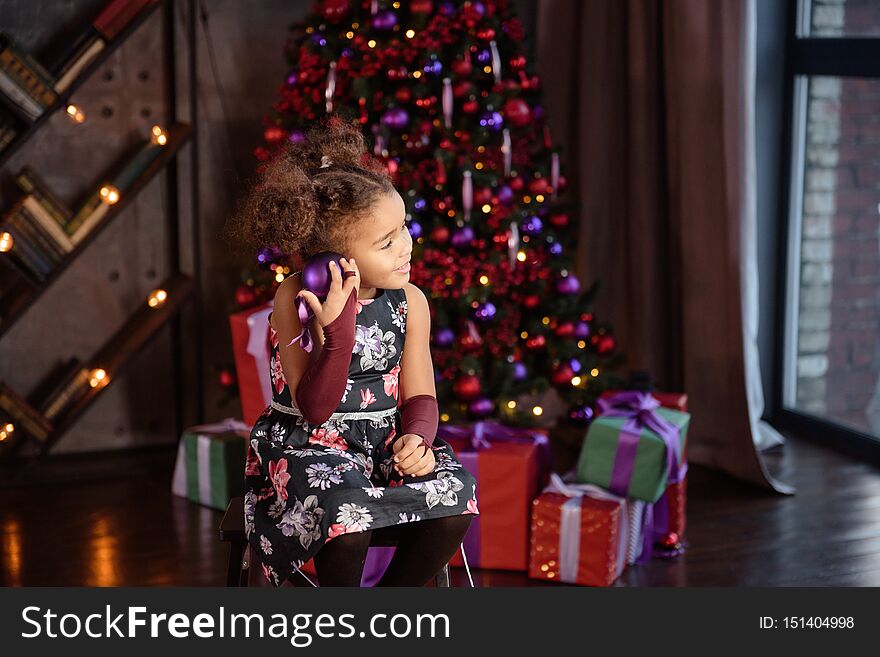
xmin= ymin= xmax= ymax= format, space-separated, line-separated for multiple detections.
xmin=535 ymin=0 xmax=792 ymax=493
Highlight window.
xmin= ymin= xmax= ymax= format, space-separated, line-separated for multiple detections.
xmin=777 ymin=0 xmax=880 ymax=454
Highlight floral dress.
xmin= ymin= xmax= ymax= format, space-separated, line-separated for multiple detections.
xmin=244 ymin=285 xmax=480 ymax=587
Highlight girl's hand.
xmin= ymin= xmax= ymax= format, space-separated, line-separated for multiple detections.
xmin=296 ymin=257 xmax=360 ymax=327
xmin=392 ymin=433 xmax=435 ymax=477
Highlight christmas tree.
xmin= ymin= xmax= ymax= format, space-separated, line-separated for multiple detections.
xmin=236 ymin=0 xmax=626 ymax=428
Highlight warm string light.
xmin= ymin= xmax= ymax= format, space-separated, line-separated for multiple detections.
xmin=0 ymin=231 xmax=13 ymax=253
xmin=532 ymin=406 xmax=543 ymax=416
xmin=150 ymin=125 xmax=168 ymax=146
xmin=0 ymin=422 xmax=14 ymax=441
xmin=99 ymin=185 xmax=120 ymax=205
xmin=89 ymin=368 xmax=109 ymax=388
xmin=66 ymin=104 xmax=85 ymax=123
xmin=147 ymin=288 xmax=167 ymax=308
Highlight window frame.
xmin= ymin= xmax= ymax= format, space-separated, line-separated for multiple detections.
xmin=768 ymin=0 xmax=880 ymax=463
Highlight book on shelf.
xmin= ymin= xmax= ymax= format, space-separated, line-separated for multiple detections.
xmin=0 ymin=121 xmax=16 ymax=151
xmin=55 ymin=36 xmax=106 ymax=94
xmin=15 ymin=167 xmax=73 ymax=227
xmin=0 ymin=34 xmax=57 ymax=92
xmin=0 ymin=382 xmax=53 ymax=443
xmin=0 ymin=68 xmax=43 ymax=121
xmin=3 ymin=211 xmax=55 ymax=277
xmin=68 ymin=190 xmax=109 ymax=247
xmin=0 ymin=231 xmax=44 ymax=286
xmin=20 ymin=195 xmax=74 ymax=254
xmin=13 ymin=205 xmax=66 ymax=263
xmin=94 ymin=0 xmax=156 ymax=41
xmin=112 ymin=139 xmax=164 ymax=191
xmin=0 ymin=48 xmax=57 ymax=108
xmin=37 ymin=359 xmax=91 ymax=422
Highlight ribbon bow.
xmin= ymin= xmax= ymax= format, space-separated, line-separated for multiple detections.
xmin=287 ymin=295 xmax=315 ymax=352
xmin=187 ymin=417 xmax=253 ymax=434
xmin=596 ymin=391 xmax=686 ymax=498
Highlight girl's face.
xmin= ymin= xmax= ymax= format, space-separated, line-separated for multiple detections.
xmin=347 ymin=190 xmax=413 ymax=290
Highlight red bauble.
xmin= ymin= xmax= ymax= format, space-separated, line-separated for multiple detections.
xmin=596 ymin=334 xmax=616 ymax=355
xmin=411 ymin=0 xmax=433 ymax=13
xmin=551 ymin=364 xmax=574 ymax=386
xmin=509 ymin=54 xmax=527 ymax=70
xmin=453 ymin=374 xmax=482 ymax=401
xmin=555 ymin=321 xmax=575 ymax=337
xmin=660 ymin=532 xmax=680 ymax=548
xmin=528 ymin=177 xmax=550 ymax=195
xmin=503 ymin=98 xmax=531 ymax=128
xmin=476 ymin=28 xmax=496 ymax=40
xmin=550 ymin=213 xmax=569 ymax=228
xmin=430 ymin=225 xmax=450 ymax=244
xmin=235 ymin=285 xmax=257 ymax=308
xmin=263 ymin=125 xmax=286 ymax=144
xmin=462 ymin=99 xmax=479 ymax=113
xmin=452 ymin=58 xmax=472 ymax=77
xmin=526 ymin=334 xmax=546 ymax=350
xmin=395 ymin=87 xmax=411 ymax=103
xmin=523 ymin=295 xmax=540 ymax=309
xmin=321 ymin=0 xmax=350 ymax=23
xmin=218 ymin=369 xmax=236 ymax=389
xmin=453 ymin=80 xmax=473 ymax=98
xmin=509 ymin=176 xmax=524 ymax=191
xmin=474 ymin=186 xmax=493 ymax=205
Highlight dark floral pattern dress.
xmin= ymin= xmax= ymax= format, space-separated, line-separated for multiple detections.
xmin=244 ymin=285 xmax=480 ymax=587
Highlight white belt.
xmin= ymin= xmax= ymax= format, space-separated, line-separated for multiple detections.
xmin=270 ymin=399 xmax=398 ymax=421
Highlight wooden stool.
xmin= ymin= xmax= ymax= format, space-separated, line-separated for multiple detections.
xmin=220 ymin=496 xmax=451 ymax=587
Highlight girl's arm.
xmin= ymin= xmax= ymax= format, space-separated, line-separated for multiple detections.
xmin=398 ymin=283 xmax=439 ymax=446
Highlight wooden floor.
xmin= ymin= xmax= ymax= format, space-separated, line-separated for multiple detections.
xmin=2 ymin=428 xmax=879 ymax=587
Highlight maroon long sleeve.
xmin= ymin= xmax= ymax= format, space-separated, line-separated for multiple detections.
xmin=293 ymin=288 xmax=357 ymax=425
xmin=399 ymin=394 xmax=439 ymax=448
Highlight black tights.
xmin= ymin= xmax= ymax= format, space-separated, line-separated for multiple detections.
xmin=312 ymin=514 xmax=473 ymax=587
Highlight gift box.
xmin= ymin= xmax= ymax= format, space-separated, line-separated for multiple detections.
xmin=172 ymin=418 xmax=251 ymax=511
xmin=577 ymin=391 xmax=690 ymax=503
xmin=528 ymin=473 xmax=647 ymax=586
xmin=441 ymin=421 xmax=552 ymax=571
xmin=229 ymin=301 xmax=275 ymax=426
xmin=652 ymin=475 xmax=687 ymax=544
xmin=599 ymin=389 xmax=688 ymax=412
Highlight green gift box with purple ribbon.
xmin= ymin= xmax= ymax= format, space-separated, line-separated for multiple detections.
xmin=576 ymin=391 xmax=690 ymax=503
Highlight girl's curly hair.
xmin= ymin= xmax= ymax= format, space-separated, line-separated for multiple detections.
xmin=226 ymin=116 xmax=395 ymax=262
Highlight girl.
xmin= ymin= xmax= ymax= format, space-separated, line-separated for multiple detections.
xmin=229 ymin=117 xmax=479 ymax=587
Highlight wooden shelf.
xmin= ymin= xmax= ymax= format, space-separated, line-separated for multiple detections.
xmin=0 ymin=121 xmax=192 ymax=339
xmin=44 ymin=271 xmax=192 ymax=449
xmin=0 ymin=0 xmax=163 ymax=169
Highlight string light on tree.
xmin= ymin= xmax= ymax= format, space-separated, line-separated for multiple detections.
xmin=0 ymin=422 xmax=14 ymax=441
xmin=0 ymin=231 xmax=13 ymax=252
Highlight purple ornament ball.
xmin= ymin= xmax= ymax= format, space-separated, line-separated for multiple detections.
xmin=569 ymin=405 xmax=594 ymax=424
xmin=434 ymin=327 xmax=456 ymax=347
xmin=286 ymin=70 xmax=298 ymax=86
xmin=513 ymin=362 xmax=528 ymax=380
xmin=302 ymin=250 xmax=345 ymax=300
xmin=469 ymin=397 xmax=494 ymax=417
xmin=288 ymin=130 xmax=306 ymax=144
xmin=408 ymin=220 xmax=423 ymax=239
xmin=479 ymin=111 xmax=503 ymax=131
xmin=557 ymin=274 xmax=580 ymax=295
xmin=474 ymin=301 xmax=496 ymax=321
xmin=451 ymin=225 xmax=475 ymax=248
xmin=372 ymin=10 xmax=397 ymax=30
xmin=574 ymin=321 xmax=591 ymax=339
xmin=522 ymin=216 xmax=543 ymax=235
xmin=498 ymin=185 xmax=514 ymax=204
xmin=381 ymin=107 xmax=410 ymax=131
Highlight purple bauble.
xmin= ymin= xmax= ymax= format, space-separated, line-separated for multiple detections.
xmin=434 ymin=327 xmax=456 ymax=347
xmin=341 ymin=47 xmax=354 ymax=58
xmin=424 ymin=60 xmax=443 ymax=75
xmin=557 ymin=274 xmax=580 ymax=295
xmin=568 ymin=358 xmax=582 ymax=373
xmin=439 ymin=2 xmax=456 ymax=16
xmin=574 ymin=321 xmax=591 ymax=339
xmin=534 ymin=105 xmax=545 ymax=121
xmin=408 ymin=220 xmax=423 ymax=239
xmin=479 ymin=111 xmax=503 ymax=130
xmin=469 ymin=397 xmax=494 ymax=417
xmin=498 ymin=185 xmax=514 ymax=204
xmin=372 ymin=10 xmax=397 ymax=30
xmin=471 ymin=1 xmax=486 ymax=17
xmin=286 ymin=70 xmax=298 ymax=86
xmin=451 ymin=225 xmax=475 ymax=248
xmin=302 ymin=251 xmax=345 ymax=300
xmin=310 ymin=34 xmax=326 ymax=46
xmin=569 ymin=405 xmax=594 ymax=424
xmin=513 ymin=362 xmax=528 ymax=381
xmin=288 ymin=130 xmax=306 ymax=144
xmin=477 ymin=49 xmax=491 ymax=64
xmin=549 ymin=241 xmax=563 ymax=256
xmin=474 ymin=301 xmax=496 ymax=321
xmin=381 ymin=107 xmax=410 ymax=131
xmin=522 ymin=215 xmax=543 ymax=235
